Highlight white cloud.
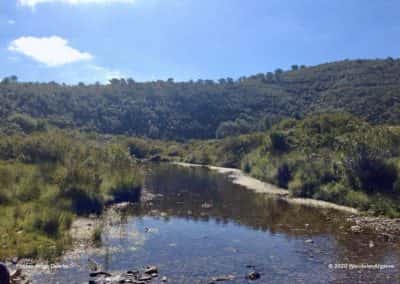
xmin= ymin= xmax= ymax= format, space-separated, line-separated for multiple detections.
xmin=18 ymin=0 xmax=135 ymax=7
xmin=88 ymin=64 xmax=125 ymax=82
xmin=8 ymin=36 xmax=93 ymax=67
xmin=8 ymin=20 xmax=16 ymax=25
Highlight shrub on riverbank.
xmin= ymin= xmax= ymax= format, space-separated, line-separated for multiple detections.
xmin=168 ymin=113 xmax=400 ymax=217
xmin=242 ymin=113 xmax=400 ymax=217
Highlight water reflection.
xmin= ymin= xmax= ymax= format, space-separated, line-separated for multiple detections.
xmin=34 ymin=163 xmax=400 ymax=283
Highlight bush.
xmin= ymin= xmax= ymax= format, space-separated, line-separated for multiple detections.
xmin=276 ymin=163 xmax=291 ymax=188
xmin=128 ymin=140 xmax=150 ymax=159
xmin=269 ymin=132 xmax=288 ymax=152
xmin=59 ymin=186 xmax=103 ymax=215
xmin=26 ymin=209 xmax=71 ymax=237
xmin=343 ymin=190 xmax=370 ymax=210
xmin=91 ymin=226 xmax=102 ymax=246
xmin=369 ymin=197 xmax=400 ymax=218
xmin=313 ymin=182 xmax=347 ymax=203
xmin=107 ymin=177 xmax=141 ymax=203
xmin=242 ymin=160 xmax=252 ymax=173
xmin=8 ymin=114 xmax=45 ymax=134
xmin=343 ymin=143 xmax=398 ymax=193
xmin=289 ymin=173 xmax=317 ymax=197
xmin=16 ymin=181 xmax=41 ymax=202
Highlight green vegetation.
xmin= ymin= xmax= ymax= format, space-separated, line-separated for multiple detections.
xmin=2 ymin=58 xmax=400 ymax=260
xmin=2 ymin=58 xmax=400 ymax=140
xmin=0 ymin=130 xmax=142 ymax=259
xmin=91 ymin=226 xmax=103 ymax=246
xmin=163 ymin=113 xmax=400 ymax=217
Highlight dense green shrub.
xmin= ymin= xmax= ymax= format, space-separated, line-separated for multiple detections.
xmin=269 ymin=132 xmax=289 ymax=153
xmin=276 ymin=163 xmax=291 ymax=188
xmin=343 ymin=143 xmax=398 ymax=193
xmin=107 ymin=175 xmax=142 ymax=203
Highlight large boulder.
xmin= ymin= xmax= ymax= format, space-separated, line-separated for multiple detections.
xmin=0 ymin=263 xmax=10 ymax=284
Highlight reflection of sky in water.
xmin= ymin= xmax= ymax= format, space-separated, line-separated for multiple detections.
xmin=31 ymin=164 xmax=400 ymax=283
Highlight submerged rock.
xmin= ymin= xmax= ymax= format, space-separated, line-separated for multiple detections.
xmin=246 ymin=271 xmax=261 ymax=280
xmin=88 ymin=258 xmax=100 ymax=271
xmin=211 ymin=274 xmax=235 ymax=281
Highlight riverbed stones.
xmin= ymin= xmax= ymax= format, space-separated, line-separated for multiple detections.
xmin=201 ymin=202 xmax=213 ymax=209
xmin=89 ymin=266 xmax=163 ymax=284
xmin=138 ymin=274 xmax=152 ymax=281
xmin=350 ymin=225 xmax=362 ymax=233
xmin=346 ymin=215 xmax=400 ymax=241
xmin=90 ymin=271 xmax=112 ymax=277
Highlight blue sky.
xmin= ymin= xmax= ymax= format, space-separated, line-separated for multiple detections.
xmin=0 ymin=0 xmax=399 ymax=84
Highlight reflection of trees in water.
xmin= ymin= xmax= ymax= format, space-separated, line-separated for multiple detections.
xmin=137 ymin=164 xmax=400 ymax=280
xmin=143 ymin=164 xmax=343 ymax=236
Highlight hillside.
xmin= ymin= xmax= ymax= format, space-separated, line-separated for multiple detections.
xmin=1 ymin=58 xmax=400 ymax=140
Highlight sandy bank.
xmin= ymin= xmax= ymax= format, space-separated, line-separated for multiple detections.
xmin=174 ymin=162 xmax=359 ymax=214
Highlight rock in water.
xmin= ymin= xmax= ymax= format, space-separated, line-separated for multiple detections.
xmin=89 ymin=271 xmax=112 ymax=277
xmin=0 ymin=263 xmax=10 ymax=284
xmin=138 ymin=274 xmax=152 ymax=281
xmin=246 ymin=271 xmax=261 ymax=280
xmin=201 ymin=202 xmax=213 ymax=209
xmin=350 ymin=225 xmax=362 ymax=233
xmin=10 ymin=268 xmax=22 ymax=280
xmin=144 ymin=266 xmax=158 ymax=274
xmin=88 ymin=258 xmax=99 ymax=271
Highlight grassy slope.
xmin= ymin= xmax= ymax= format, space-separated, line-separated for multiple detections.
xmin=0 ymin=130 xmax=142 ymax=259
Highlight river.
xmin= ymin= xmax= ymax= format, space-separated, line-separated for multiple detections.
xmin=30 ymin=163 xmax=400 ymax=283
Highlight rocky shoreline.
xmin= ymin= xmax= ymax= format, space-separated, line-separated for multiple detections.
xmin=346 ymin=215 xmax=400 ymax=242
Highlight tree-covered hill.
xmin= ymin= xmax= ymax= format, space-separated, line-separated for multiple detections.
xmin=2 ymin=58 xmax=400 ymax=140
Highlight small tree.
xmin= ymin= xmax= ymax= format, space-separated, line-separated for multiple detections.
xmin=274 ymin=68 xmax=283 ymax=81
xmin=269 ymin=132 xmax=288 ymax=152
xmin=266 ymin=72 xmax=274 ymax=82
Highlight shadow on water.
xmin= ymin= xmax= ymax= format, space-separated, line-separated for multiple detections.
xmin=33 ymin=163 xmax=400 ymax=283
